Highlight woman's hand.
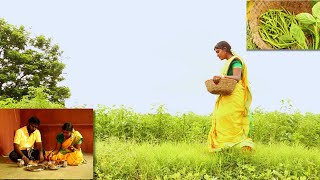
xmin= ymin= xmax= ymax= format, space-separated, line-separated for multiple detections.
xmin=47 ymin=152 xmax=53 ymax=160
xmin=47 ymin=150 xmax=58 ymax=160
xmin=213 ymin=76 xmax=222 ymax=84
xmin=68 ymin=146 xmax=75 ymax=152
xmin=47 ymin=153 xmax=52 ymax=160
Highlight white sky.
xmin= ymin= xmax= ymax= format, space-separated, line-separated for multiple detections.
xmin=2 ymin=0 xmax=320 ymax=115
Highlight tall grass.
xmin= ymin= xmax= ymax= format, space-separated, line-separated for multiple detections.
xmin=95 ymin=138 xmax=320 ymax=179
xmin=95 ymin=105 xmax=320 ymax=147
xmin=252 ymin=109 xmax=320 ymax=147
xmin=95 ymin=105 xmax=210 ymax=143
xmin=94 ymin=104 xmax=320 ymax=179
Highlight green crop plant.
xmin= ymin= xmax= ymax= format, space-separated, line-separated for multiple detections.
xmin=93 ymin=103 xmax=320 ymax=179
xmin=295 ymin=1 xmax=320 ymax=49
xmin=258 ymin=9 xmax=303 ymax=49
xmin=95 ymin=138 xmax=320 ymax=179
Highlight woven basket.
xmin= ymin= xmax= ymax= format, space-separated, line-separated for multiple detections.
xmin=248 ymin=0 xmax=312 ymax=49
xmin=205 ymin=78 xmax=237 ymax=95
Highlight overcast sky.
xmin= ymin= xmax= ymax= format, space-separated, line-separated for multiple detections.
xmin=2 ymin=0 xmax=320 ymax=115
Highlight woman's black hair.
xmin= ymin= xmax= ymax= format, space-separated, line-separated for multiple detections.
xmin=214 ymin=41 xmax=232 ymax=53
xmin=62 ymin=122 xmax=73 ymax=132
xmin=28 ymin=116 xmax=40 ymax=125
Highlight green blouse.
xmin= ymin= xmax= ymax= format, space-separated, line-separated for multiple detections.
xmin=56 ymin=132 xmax=83 ymax=144
xmin=227 ymin=59 xmax=242 ymax=76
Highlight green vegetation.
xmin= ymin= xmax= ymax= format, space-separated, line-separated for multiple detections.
xmin=247 ymin=1 xmax=320 ymax=50
xmin=96 ymin=138 xmax=320 ymax=179
xmin=295 ymin=2 xmax=320 ymax=49
xmin=94 ymin=104 xmax=320 ymax=179
xmin=0 ymin=18 xmax=70 ymax=105
xmin=95 ymin=105 xmax=209 ymax=143
xmin=95 ymin=104 xmax=320 ymax=147
xmin=258 ymin=9 xmax=304 ymax=49
xmin=0 ymin=86 xmax=64 ymax=108
xmin=256 ymin=2 xmax=320 ymax=50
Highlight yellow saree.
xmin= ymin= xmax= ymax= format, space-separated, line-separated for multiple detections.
xmin=208 ymin=55 xmax=254 ymax=152
xmin=45 ymin=130 xmax=84 ymax=165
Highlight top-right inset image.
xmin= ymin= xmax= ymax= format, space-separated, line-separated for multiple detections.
xmin=247 ymin=0 xmax=320 ymax=50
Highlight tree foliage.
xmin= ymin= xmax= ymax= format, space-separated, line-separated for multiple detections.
xmin=0 ymin=86 xmax=64 ymax=108
xmin=0 ymin=18 xmax=70 ymax=105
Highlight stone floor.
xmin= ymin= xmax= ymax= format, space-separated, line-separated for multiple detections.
xmin=0 ymin=153 xmax=93 ymax=179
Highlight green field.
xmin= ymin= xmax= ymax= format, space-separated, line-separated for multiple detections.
xmin=94 ymin=105 xmax=320 ymax=179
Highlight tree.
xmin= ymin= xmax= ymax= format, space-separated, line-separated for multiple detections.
xmin=0 ymin=86 xmax=64 ymax=108
xmin=0 ymin=18 xmax=70 ymax=105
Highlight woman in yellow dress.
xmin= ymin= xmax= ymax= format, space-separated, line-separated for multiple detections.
xmin=208 ymin=41 xmax=254 ymax=152
xmin=46 ymin=122 xmax=85 ymax=165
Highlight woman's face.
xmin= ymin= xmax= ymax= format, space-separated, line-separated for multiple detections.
xmin=215 ymin=48 xmax=226 ymax=60
xmin=62 ymin=130 xmax=72 ymax=139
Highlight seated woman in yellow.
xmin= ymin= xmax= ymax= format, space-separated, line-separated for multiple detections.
xmin=208 ymin=41 xmax=254 ymax=152
xmin=45 ymin=122 xmax=84 ymax=165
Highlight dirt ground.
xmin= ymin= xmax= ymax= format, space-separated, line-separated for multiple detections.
xmin=0 ymin=153 xmax=93 ymax=179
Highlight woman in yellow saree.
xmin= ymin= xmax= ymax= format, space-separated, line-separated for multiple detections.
xmin=45 ymin=122 xmax=85 ymax=165
xmin=208 ymin=41 xmax=254 ymax=152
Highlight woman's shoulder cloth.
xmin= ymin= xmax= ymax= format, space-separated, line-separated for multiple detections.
xmin=222 ymin=56 xmax=241 ymax=74
xmin=228 ymin=55 xmax=243 ymax=64
xmin=74 ymin=130 xmax=83 ymax=138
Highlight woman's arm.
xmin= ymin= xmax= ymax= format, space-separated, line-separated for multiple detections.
xmin=213 ymin=59 xmax=242 ymax=84
xmin=224 ymin=67 xmax=242 ymax=81
xmin=213 ymin=67 xmax=242 ymax=84
xmin=74 ymin=144 xmax=81 ymax=150
xmin=52 ymin=142 xmax=61 ymax=154
xmin=47 ymin=142 xmax=61 ymax=160
xmin=68 ymin=143 xmax=81 ymax=151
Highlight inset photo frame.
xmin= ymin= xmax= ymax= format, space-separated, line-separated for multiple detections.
xmin=247 ymin=0 xmax=320 ymax=50
xmin=0 ymin=109 xmax=93 ymax=179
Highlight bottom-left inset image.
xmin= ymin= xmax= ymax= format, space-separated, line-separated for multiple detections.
xmin=0 ymin=108 xmax=93 ymax=179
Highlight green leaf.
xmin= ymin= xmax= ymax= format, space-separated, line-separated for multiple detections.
xmin=290 ymin=23 xmax=307 ymax=48
xmin=312 ymin=1 xmax=320 ymax=19
xmin=278 ymin=34 xmax=294 ymax=42
xmin=296 ymin=13 xmax=316 ymax=25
